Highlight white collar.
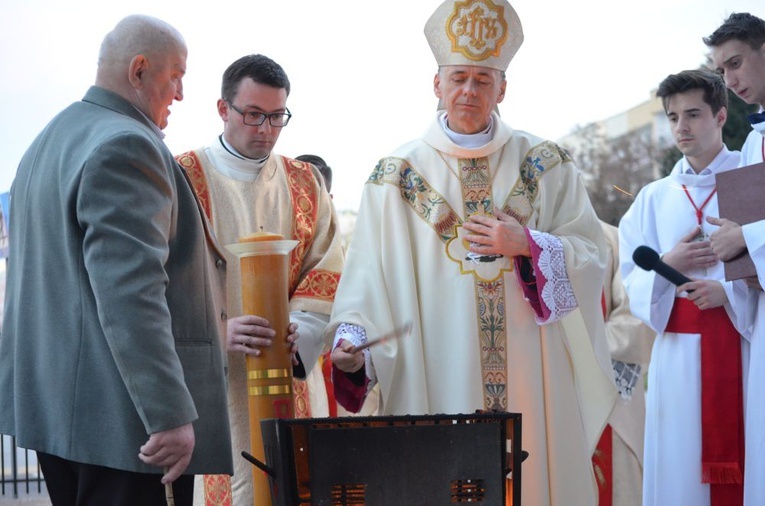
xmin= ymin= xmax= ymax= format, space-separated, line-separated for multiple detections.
xmin=673 ymin=145 xmax=736 ymax=187
xmin=206 ymin=135 xmax=270 ymax=182
xmin=438 ymin=111 xmax=494 ymax=148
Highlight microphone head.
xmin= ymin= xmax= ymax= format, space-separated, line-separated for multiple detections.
xmin=632 ymin=245 xmax=660 ymax=271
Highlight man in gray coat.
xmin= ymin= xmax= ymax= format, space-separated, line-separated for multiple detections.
xmin=0 ymin=15 xmax=232 ymax=506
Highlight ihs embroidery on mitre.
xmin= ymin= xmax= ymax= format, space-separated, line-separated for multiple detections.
xmin=444 ymin=0 xmax=509 ymax=62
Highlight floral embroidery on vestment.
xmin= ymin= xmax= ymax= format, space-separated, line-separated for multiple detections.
xmin=502 ymin=141 xmax=570 ymax=225
xmin=369 ymin=157 xmax=461 ymax=243
xmin=202 ymin=474 xmax=232 ymax=506
xmin=475 ymin=278 xmax=507 ymax=411
xmin=283 ymin=156 xmax=319 ymax=294
xmin=176 ymin=151 xmax=213 ymax=220
xmin=292 ymin=269 xmax=340 ymax=301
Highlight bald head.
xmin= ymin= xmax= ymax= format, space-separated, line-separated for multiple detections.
xmin=98 ymin=15 xmax=184 ymax=74
xmin=95 ymin=15 xmax=187 ymax=129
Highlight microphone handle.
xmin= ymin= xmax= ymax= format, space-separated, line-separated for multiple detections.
xmin=653 ymin=262 xmax=693 ymax=287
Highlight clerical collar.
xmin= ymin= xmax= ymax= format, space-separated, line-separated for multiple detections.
xmin=219 ymin=135 xmax=269 ymax=165
xmin=208 ymin=135 xmax=271 ymax=182
xmin=438 ymin=112 xmax=494 ymax=148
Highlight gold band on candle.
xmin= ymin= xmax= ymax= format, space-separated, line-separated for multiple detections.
xmin=249 ymin=385 xmax=293 ymax=396
xmin=248 ymin=368 xmax=291 ymax=379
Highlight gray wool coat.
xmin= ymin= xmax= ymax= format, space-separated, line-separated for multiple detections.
xmin=0 ymin=86 xmax=233 ymax=475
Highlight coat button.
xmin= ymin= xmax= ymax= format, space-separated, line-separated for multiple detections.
xmin=220 ymin=311 xmax=228 ymax=321
xmin=216 ymin=258 xmax=224 ymax=268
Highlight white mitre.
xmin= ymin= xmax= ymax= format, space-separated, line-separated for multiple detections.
xmin=424 ymin=0 xmax=524 ymax=71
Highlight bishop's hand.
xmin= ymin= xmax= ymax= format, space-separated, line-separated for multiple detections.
xmin=462 ymin=208 xmax=530 ymax=258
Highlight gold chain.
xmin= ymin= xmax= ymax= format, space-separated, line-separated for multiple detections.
xmin=437 ymin=149 xmax=462 ymax=180
xmin=436 ymin=144 xmax=506 ymax=186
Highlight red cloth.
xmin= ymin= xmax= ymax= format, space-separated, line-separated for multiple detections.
xmin=665 ymin=297 xmax=744 ymax=505
xmin=514 ymin=227 xmax=546 ymax=318
xmin=593 ymin=424 xmax=613 ymax=506
xmin=332 ymin=365 xmax=369 ymax=413
xmin=332 ymin=339 xmax=370 ymax=413
xmin=321 ymin=351 xmax=338 ymax=417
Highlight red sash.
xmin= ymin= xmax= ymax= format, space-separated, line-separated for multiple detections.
xmin=666 ymin=297 xmax=744 ymax=505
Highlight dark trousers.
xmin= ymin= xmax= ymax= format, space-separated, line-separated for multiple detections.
xmin=37 ymin=452 xmax=194 ymax=506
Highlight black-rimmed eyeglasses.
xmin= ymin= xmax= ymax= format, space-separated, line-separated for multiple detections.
xmin=226 ymin=100 xmax=292 ymax=127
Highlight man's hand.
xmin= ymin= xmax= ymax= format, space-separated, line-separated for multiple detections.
xmin=286 ymin=323 xmax=300 ymax=365
xmin=661 ymin=227 xmax=717 ymax=272
xmin=138 ymin=423 xmax=194 ymax=484
xmin=462 ymin=208 xmax=530 ymax=257
xmin=708 ymin=216 xmax=747 ymax=261
xmin=678 ymin=279 xmax=728 ymax=310
xmin=330 ymin=339 xmax=365 ymax=373
xmin=227 ymin=315 xmax=299 ymax=362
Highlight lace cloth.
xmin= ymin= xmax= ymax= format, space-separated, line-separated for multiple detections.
xmin=530 ymin=229 xmax=577 ymax=323
xmin=333 ymin=323 xmax=375 ymax=383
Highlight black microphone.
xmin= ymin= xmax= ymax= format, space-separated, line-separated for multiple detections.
xmin=632 ymin=245 xmax=693 ymax=287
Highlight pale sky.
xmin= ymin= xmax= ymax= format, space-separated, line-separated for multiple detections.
xmin=0 ymin=0 xmax=760 ymax=212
